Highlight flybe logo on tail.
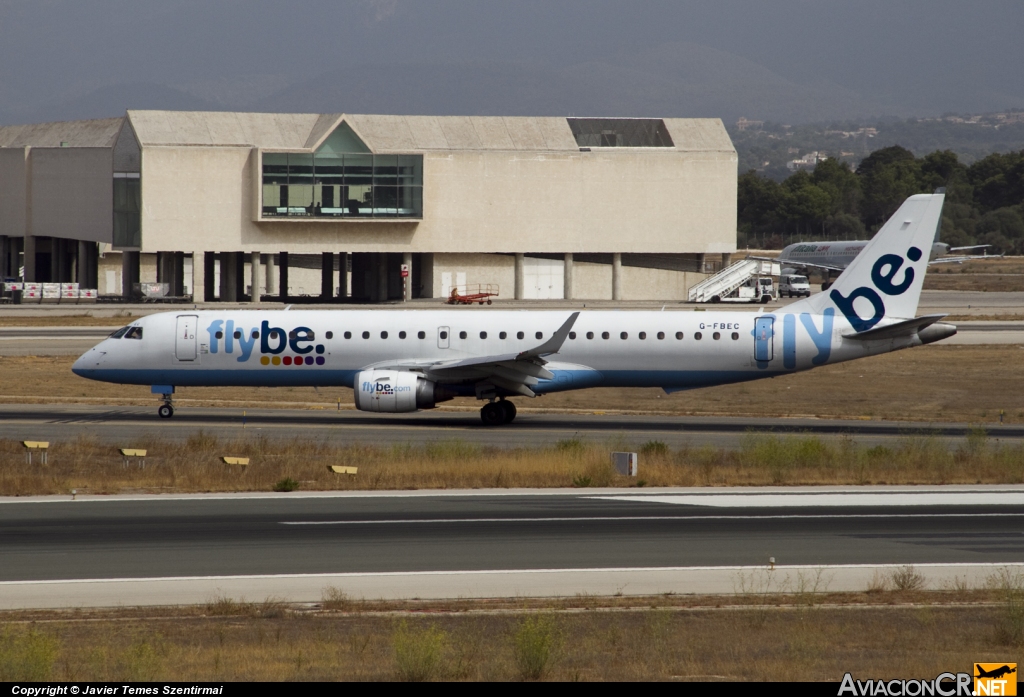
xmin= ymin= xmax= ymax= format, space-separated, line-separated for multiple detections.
xmin=829 ymin=247 xmax=921 ymax=332
xmin=206 ymin=320 xmax=327 ymax=365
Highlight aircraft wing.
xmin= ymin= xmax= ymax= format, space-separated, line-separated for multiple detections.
xmin=748 ymin=255 xmax=845 ymax=273
xmin=949 ymin=244 xmax=992 ymax=252
xmin=929 ymin=253 xmax=1004 ymax=265
xmin=362 ymin=312 xmax=580 ymax=397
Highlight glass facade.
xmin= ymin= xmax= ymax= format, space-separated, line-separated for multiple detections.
xmin=113 ymin=175 xmax=141 ymax=248
xmin=261 ymin=152 xmax=423 ymax=219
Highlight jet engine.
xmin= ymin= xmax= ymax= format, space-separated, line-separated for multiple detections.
xmin=354 ymin=370 xmax=444 ymax=412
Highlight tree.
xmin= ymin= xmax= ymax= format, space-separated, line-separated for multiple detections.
xmin=857 ymin=146 xmax=925 ymax=228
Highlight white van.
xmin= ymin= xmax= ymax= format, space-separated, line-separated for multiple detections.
xmin=779 ymin=274 xmax=811 ymax=298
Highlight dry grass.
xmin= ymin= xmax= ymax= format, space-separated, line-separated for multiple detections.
xmin=924 ymin=257 xmax=1024 ymax=291
xmin=5 ymin=344 xmax=1024 ymax=424
xmin=0 ymin=311 xmax=145 ymax=326
xmin=3 ymin=429 xmax=1024 ymax=496
xmin=1 ymin=590 xmax=1021 ymax=681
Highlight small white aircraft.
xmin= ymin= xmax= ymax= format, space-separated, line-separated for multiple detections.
xmin=74 ymin=193 xmax=956 ymax=425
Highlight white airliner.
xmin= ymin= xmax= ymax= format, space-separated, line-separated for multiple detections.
xmin=73 ymin=193 xmax=955 ymax=425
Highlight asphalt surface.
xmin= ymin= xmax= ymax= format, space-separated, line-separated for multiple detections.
xmin=1 ymin=403 xmax=1021 ymax=449
xmin=2 ymin=489 xmax=1023 ymax=583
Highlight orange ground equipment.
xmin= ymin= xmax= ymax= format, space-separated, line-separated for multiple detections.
xmin=446 ymin=284 xmax=499 ymax=305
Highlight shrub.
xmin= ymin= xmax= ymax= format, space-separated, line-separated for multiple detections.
xmin=640 ymin=440 xmax=670 ymax=458
xmin=393 ymin=622 xmax=447 ymax=682
xmin=0 ymin=628 xmax=59 ymax=681
xmin=273 ymin=478 xmax=299 ymax=492
xmin=513 ymin=615 xmax=558 ymax=681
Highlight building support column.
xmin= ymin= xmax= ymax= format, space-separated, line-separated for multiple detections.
xmin=514 ymin=253 xmax=525 ymax=300
xmin=721 ymin=252 xmax=733 ymax=268
xmin=23 ymin=236 xmax=37 ymax=282
xmin=696 ymin=253 xmax=706 ymax=273
xmin=320 ymin=252 xmax=333 ymax=302
xmin=376 ymin=252 xmax=388 ymax=303
xmin=563 ymin=252 xmax=574 ymax=301
xmin=0 ymin=236 xmax=8 ymax=278
xmin=121 ymin=250 xmax=139 ymax=299
xmin=234 ymin=252 xmax=245 ymax=302
xmin=337 ymin=253 xmax=348 ymax=300
xmin=192 ymin=253 xmax=205 ymax=302
xmin=220 ymin=252 xmax=238 ymax=302
xmin=265 ymin=254 xmax=277 ymax=296
xmin=251 ymin=251 xmax=262 ymax=304
xmin=402 ymin=251 xmax=412 ymax=302
xmin=279 ymin=252 xmax=289 ymax=302
xmin=204 ymin=252 xmax=216 ymax=302
xmin=77 ymin=241 xmax=97 ymax=289
xmin=612 ymin=252 xmax=622 ymax=301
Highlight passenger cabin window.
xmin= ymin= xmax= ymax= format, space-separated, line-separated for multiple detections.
xmin=602 ymin=332 xmax=610 ymax=340
xmin=620 ymin=332 xmax=628 ymax=340
xmin=459 ymin=331 xmax=467 ymax=339
xmin=480 ymin=331 xmax=487 ymax=339
xmin=639 ymin=332 xmax=646 ymax=340
xmin=326 ymin=331 xmax=334 ymax=339
xmin=124 ymin=327 xmax=143 ymax=340
xmin=109 ymin=327 xmax=130 ymax=339
xmin=517 ymin=331 xmax=525 ymax=340
xmin=215 ymin=331 xmax=224 ymax=339
xmin=381 ymin=331 xmax=389 ymax=339
xmin=713 ymin=332 xmax=721 ymax=340
xmin=233 ymin=330 xmax=242 ymax=339
xmin=657 ymin=332 xmax=665 ymax=340
xmin=499 ymin=331 xmax=507 ymax=339
xmin=252 ymin=330 xmax=260 ymax=339
xmin=344 ymin=331 xmax=351 ymax=339
xmin=569 ymin=332 xmax=576 ymax=340
xmin=418 ymin=331 xmax=426 ymax=339
xmin=439 ymin=331 xmax=448 ymax=340
xmin=695 ymin=332 xmax=703 ymax=340
xmin=675 ymin=332 xmax=683 ymax=340
xmin=586 ymin=332 xmax=594 ymax=339
xmin=535 ymin=332 xmax=543 ymax=340
xmin=362 ymin=331 xmax=370 ymax=339
xmin=732 ymin=332 xmax=739 ymax=340
xmin=399 ymin=331 xmax=407 ymax=339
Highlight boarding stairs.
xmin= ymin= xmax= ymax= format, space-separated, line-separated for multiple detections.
xmin=687 ymin=259 xmax=760 ymax=303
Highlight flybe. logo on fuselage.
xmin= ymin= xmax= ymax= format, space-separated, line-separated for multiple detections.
xmin=206 ymin=320 xmax=327 ymax=365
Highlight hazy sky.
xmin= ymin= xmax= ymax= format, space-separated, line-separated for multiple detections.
xmin=1 ymin=0 xmax=1022 ymax=125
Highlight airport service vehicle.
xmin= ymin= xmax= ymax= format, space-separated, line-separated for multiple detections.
xmin=73 ymin=193 xmax=956 ymax=425
xmin=779 ymin=274 xmax=811 ymax=298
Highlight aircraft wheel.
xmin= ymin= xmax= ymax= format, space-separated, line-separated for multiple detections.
xmin=158 ymin=404 xmax=174 ymax=419
xmin=480 ymin=402 xmax=505 ymax=426
xmin=500 ymin=400 xmax=517 ymax=424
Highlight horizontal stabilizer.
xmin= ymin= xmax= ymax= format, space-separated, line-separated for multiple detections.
xmin=842 ymin=314 xmax=948 ymax=341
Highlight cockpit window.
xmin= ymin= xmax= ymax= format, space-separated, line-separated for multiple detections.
xmin=124 ymin=326 xmax=143 ymax=340
xmin=109 ymin=326 xmax=130 ymax=339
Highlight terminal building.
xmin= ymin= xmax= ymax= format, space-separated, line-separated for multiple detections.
xmin=0 ymin=111 xmax=737 ymax=302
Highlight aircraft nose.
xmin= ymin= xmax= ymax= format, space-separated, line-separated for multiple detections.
xmin=72 ymin=345 xmax=104 ymax=377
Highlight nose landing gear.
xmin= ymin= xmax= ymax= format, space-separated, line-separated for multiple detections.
xmin=152 ymin=385 xmax=176 ymax=419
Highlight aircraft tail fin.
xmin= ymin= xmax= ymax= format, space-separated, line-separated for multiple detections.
xmin=787 ymin=192 xmax=945 ymax=327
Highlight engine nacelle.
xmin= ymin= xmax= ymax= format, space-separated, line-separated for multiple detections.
xmin=354 ymin=370 xmax=441 ymax=413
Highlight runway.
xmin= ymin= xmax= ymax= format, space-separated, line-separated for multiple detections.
xmin=2 ymin=403 xmax=1022 ymax=449
xmin=1 ymin=487 xmax=1022 ymax=608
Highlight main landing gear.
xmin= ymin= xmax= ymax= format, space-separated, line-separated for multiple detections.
xmin=480 ymin=399 xmax=516 ymax=426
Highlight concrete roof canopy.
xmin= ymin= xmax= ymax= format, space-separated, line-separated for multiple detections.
xmin=0 ymin=117 xmax=124 ymax=148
